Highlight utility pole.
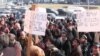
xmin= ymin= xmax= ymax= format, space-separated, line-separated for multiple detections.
xmin=87 ymin=0 xmax=90 ymax=10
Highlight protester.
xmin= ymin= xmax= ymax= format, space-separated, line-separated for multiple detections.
xmin=0 ymin=33 xmax=21 ymax=56
xmin=80 ymin=35 xmax=91 ymax=56
xmin=18 ymin=31 xmax=27 ymax=56
xmin=0 ymin=33 xmax=9 ymax=49
xmin=91 ymin=42 xmax=100 ymax=56
xmin=70 ymin=38 xmax=83 ymax=56
xmin=9 ymin=33 xmax=22 ymax=56
xmin=10 ymin=22 xmax=22 ymax=40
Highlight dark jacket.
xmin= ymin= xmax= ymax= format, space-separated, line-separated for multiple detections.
xmin=65 ymin=28 xmax=78 ymax=41
xmin=10 ymin=29 xmax=22 ymax=40
xmin=63 ymin=40 xmax=71 ymax=56
xmin=46 ymin=29 xmax=65 ymax=56
xmin=81 ymin=42 xmax=91 ymax=56
xmin=46 ymin=29 xmax=63 ymax=50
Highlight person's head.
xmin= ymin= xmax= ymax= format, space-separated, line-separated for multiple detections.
xmin=9 ymin=33 xmax=16 ymax=45
xmin=60 ymin=31 xmax=67 ymax=38
xmin=19 ymin=31 xmax=26 ymax=39
xmin=4 ymin=27 xmax=10 ymax=34
xmin=61 ymin=33 xmax=66 ymax=37
xmin=0 ymin=33 xmax=9 ymax=48
xmin=67 ymin=19 xmax=73 ymax=24
xmin=59 ymin=32 xmax=68 ymax=43
xmin=0 ymin=19 xmax=5 ymax=25
xmin=72 ymin=38 xmax=80 ymax=48
xmin=92 ymin=42 xmax=100 ymax=55
xmin=80 ymin=35 xmax=87 ymax=44
xmin=10 ymin=14 xmax=15 ymax=18
xmin=66 ymin=21 xmax=74 ymax=31
xmin=14 ymin=22 xmax=21 ymax=30
xmin=33 ymin=35 xmax=42 ymax=45
xmin=48 ymin=23 xmax=56 ymax=30
xmin=9 ymin=21 xmax=15 ymax=28
xmin=44 ymin=36 xmax=52 ymax=45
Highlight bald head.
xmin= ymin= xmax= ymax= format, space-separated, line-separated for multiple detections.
xmin=14 ymin=23 xmax=21 ymax=30
xmin=20 ymin=31 xmax=26 ymax=39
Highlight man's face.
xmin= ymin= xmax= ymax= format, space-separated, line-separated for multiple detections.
xmin=61 ymin=33 xmax=66 ymax=37
xmin=0 ymin=20 xmax=5 ymax=25
xmin=61 ymin=33 xmax=67 ymax=42
xmin=92 ymin=46 xmax=99 ymax=55
xmin=20 ymin=32 xmax=26 ymax=39
xmin=50 ymin=25 xmax=55 ymax=30
xmin=80 ymin=38 xmax=86 ymax=43
xmin=9 ymin=36 xmax=16 ymax=45
xmin=14 ymin=23 xmax=21 ymax=30
xmin=72 ymin=40 xmax=79 ymax=47
xmin=9 ymin=39 xmax=15 ymax=45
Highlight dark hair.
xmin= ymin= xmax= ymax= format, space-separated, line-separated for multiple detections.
xmin=67 ymin=19 xmax=72 ymax=23
xmin=72 ymin=38 xmax=80 ymax=45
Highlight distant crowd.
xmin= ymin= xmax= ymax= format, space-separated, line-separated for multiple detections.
xmin=0 ymin=13 xmax=99 ymax=56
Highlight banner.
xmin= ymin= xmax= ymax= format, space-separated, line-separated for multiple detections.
xmin=76 ymin=10 xmax=100 ymax=32
xmin=24 ymin=8 xmax=47 ymax=35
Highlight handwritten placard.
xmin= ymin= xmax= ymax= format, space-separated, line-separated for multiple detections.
xmin=76 ymin=10 xmax=100 ymax=32
xmin=24 ymin=8 xmax=47 ymax=35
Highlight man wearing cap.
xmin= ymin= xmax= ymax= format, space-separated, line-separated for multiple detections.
xmin=91 ymin=42 xmax=100 ymax=56
xmin=80 ymin=35 xmax=91 ymax=56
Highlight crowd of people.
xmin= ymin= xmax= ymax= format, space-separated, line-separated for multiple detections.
xmin=0 ymin=12 xmax=99 ymax=56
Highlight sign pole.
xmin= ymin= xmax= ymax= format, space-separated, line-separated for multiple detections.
xmin=87 ymin=0 xmax=90 ymax=10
